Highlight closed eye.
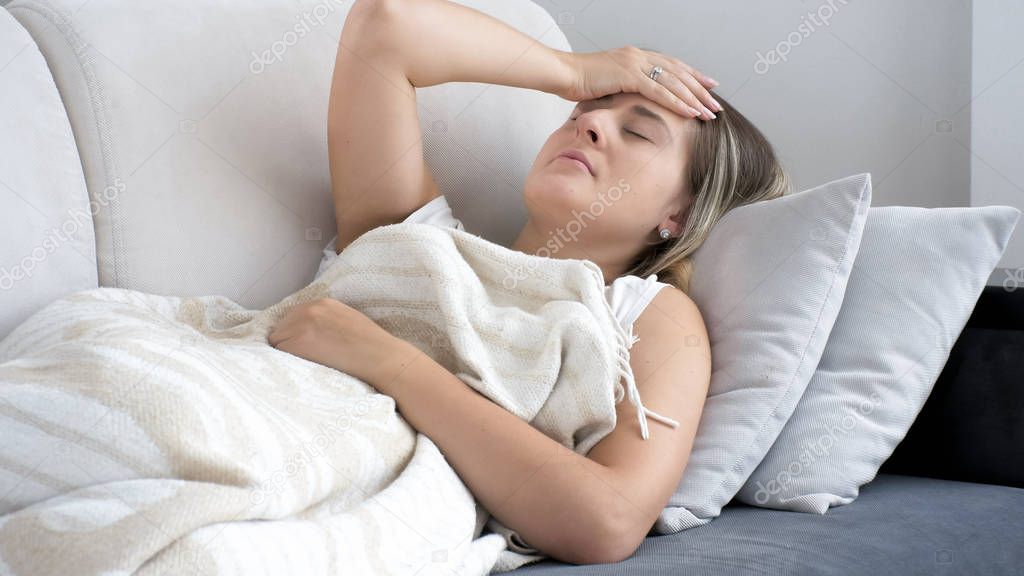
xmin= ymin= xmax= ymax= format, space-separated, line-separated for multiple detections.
xmin=568 ymin=115 xmax=652 ymax=143
xmin=625 ymin=128 xmax=651 ymax=142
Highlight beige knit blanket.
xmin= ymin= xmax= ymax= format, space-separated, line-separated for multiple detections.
xmin=0 ymin=222 xmax=649 ymax=575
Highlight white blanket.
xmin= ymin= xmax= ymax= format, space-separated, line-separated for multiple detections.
xmin=0 ymin=222 xmax=654 ymax=575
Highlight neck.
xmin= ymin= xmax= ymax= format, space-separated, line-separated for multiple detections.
xmin=509 ymin=220 xmax=632 ymax=286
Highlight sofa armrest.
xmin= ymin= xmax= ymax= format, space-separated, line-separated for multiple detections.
xmin=880 ymin=285 xmax=1024 ymax=488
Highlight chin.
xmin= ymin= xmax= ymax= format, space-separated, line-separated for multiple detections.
xmin=524 ymin=192 xmax=583 ymax=230
xmin=523 ymin=172 xmax=592 ymax=213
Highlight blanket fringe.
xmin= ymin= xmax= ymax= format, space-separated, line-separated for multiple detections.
xmin=588 ymin=266 xmax=681 ymax=440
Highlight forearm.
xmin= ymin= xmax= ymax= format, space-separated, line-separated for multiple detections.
xmin=368 ymin=338 xmax=622 ymax=564
xmin=352 ymin=0 xmax=573 ymax=95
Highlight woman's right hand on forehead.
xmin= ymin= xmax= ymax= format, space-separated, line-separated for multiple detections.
xmin=556 ymin=46 xmax=723 ymax=121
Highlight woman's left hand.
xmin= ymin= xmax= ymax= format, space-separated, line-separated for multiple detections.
xmin=268 ymin=297 xmax=406 ymax=386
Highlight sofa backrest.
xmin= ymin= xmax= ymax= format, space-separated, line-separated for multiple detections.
xmin=880 ymin=285 xmax=1024 ymax=489
xmin=6 ymin=0 xmax=573 ymax=309
xmin=0 ymin=6 xmax=97 ymax=341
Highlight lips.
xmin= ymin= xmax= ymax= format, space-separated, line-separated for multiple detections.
xmin=556 ymin=149 xmax=595 ymax=176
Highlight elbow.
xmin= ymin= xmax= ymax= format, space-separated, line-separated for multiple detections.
xmin=571 ymin=507 xmax=645 ymax=565
xmin=352 ymin=0 xmax=398 ymax=18
xmin=345 ymin=0 xmax=401 ymax=46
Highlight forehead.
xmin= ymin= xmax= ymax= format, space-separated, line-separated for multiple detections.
xmin=575 ymin=93 xmax=689 ymax=133
xmin=580 ymin=91 xmax=673 ymax=111
xmin=577 ymin=93 xmax=688 ymax=144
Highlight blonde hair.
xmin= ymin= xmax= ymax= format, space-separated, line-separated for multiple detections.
xmin=622 ymin=89 xmax=791 ymax=293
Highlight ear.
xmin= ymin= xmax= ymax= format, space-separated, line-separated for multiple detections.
xmin=663 ymin=195 xmax=694 ymax=236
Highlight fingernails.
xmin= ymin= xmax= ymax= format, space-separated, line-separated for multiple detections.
xmin=687 ymin=106 xmax=702 ymax=118
xmin=710 ymin=97 xmax=723 ymax=112
xmin=706 ymin=76 xmax=719 ymax=87
xmin=702 ymin=105 xmax=717 ymax=119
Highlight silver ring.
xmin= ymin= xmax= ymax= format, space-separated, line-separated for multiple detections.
xmin=648 ymin=65 xmax=664 ymax=82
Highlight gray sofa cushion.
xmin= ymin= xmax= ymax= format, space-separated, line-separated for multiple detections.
xmin=511 ymin=474 xmax=1024 ymax=575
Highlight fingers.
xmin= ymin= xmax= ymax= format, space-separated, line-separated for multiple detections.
xmin=268 ymin=322 xmax=288 ymax=347
xmin=636 ymin=48 xmax=722 ymax=121
xmin=268 ymin=310 xmax=298 ymax=347
xmin=644 ymin=68 xmax=715 ymax=121
xmin=642 ymin=78 xmax=700 ymax=120
xmin=678 ymin=62 xmax=719 ymax=89
xmin=672 ymin=70 xmax=722 ymax=118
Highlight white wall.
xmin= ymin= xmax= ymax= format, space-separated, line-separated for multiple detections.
xmin=537 ymin=0 xmax=973 ymax=204
xmin=971 ymin=0 xmax=1024 ymax=286
xmin=4 ymin=0 xmax=1021 ymax=284
xmin=538 ymin=0 xmax=1022 ymax=287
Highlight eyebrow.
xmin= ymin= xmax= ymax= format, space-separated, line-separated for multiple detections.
xmin=578 ymin=94 xmax=671 ymax=139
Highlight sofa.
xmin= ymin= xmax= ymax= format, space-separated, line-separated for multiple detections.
xmin=1 ymin=0 xmax=1021 ymax=574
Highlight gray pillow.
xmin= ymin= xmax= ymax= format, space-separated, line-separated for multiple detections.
xmin=655 ymin=172 xmax=872 ymax=533
xmin=736 ymin=204 xmax=1021 ymax=513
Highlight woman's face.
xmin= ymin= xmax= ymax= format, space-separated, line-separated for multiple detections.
xmin=522 ymin=92 xmax=696 ymax=253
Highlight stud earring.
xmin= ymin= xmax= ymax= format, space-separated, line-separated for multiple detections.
xmin=659 ymin=228 xmax=671 ymax=240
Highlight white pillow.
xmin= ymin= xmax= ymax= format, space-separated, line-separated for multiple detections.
xmin=654 ymin=172 xmax=872 ymax=533
xmin=736 ymin=204 xmax=1021 ymax=513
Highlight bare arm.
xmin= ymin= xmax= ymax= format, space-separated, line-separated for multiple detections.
xmin=368 ymin=341 xmax=624 ymax=564
xmin=328 ymin=0 xmax=572 ymax=253
xmin=366 ymin=287 xmax=710 ymax=564
xmin=366 ymin=0 xmax=573 ymax=93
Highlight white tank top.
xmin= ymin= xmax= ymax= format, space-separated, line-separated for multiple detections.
xmin=313 ymin=195 xmax=680 ymax=441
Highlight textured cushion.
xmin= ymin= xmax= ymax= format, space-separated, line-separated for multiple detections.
xmin=0 ymin=6 xmax=96 ymax=341
xmin=738 ymin=205 xmax=1021 ymax=513
xmin=7 ymin=0 xmax=571 ymax=308
xmin=511 ymin=474 xmax=1024 ymax=575
xmin=654 ymin=173 xmax=872 ymax=533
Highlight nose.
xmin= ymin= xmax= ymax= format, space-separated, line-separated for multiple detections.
xmin=575 ymin=109 xmax=605 ymax=146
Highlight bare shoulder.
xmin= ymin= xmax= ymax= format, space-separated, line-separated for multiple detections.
xmin=627 ymin=285 xmax=711 ymax=436
xmin=641 ymin=285 xmax=705 ymax=325
xmin=632 ymin=286 xmax=710 ymax=365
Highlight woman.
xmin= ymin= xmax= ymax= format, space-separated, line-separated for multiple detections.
xmin=269 ymin=0 xmax=789 ymax=565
